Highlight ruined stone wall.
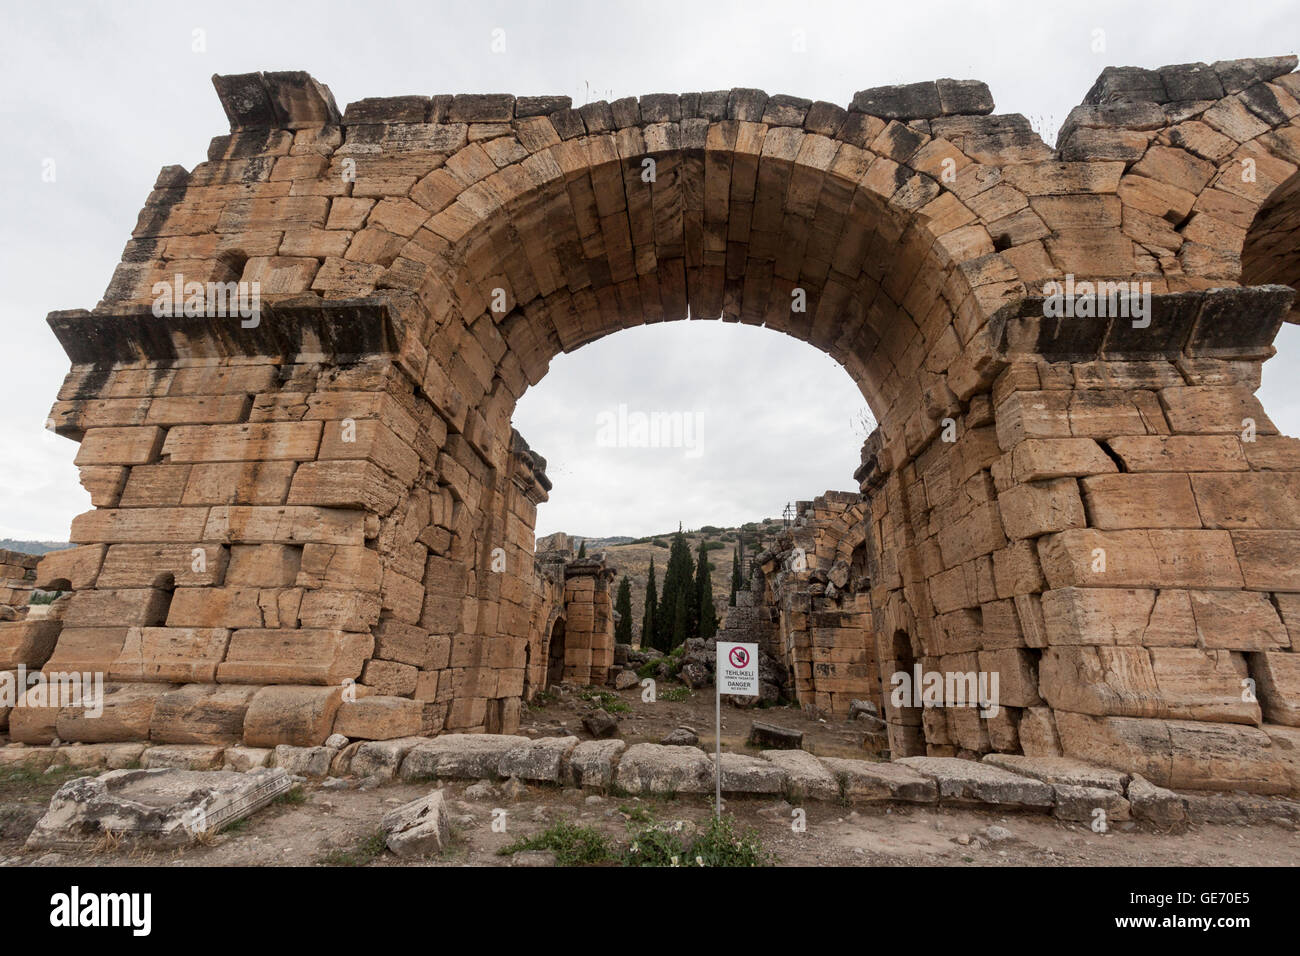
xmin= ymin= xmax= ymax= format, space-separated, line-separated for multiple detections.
xmin=861 ymin=291 xmax=1300 ymax=791
xmin=559 ymin=559 xmax=616 ymax=685
xmin=734 ymin=492 xmax=880 ymax=718
xmin=24 ymin=57 xmax=1300 ymax=792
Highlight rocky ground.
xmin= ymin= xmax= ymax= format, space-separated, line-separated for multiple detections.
xmin=6 ymin=774 xmax=1298 ymax=868
xmin=1 ymin=681 xmax=1297 ymax=867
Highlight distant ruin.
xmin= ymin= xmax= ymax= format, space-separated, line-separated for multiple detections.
xmin=11 ymin=56 xmax=1300 ymax=793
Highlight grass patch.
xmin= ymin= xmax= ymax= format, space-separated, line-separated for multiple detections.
xmin=580 ymin=689 xmax=629 ymax=713
xmin=529 ymin=689 xmax=558 ymax=708
xmin=659 ymin=685 xmax=690 ymax=703
xmin=317 ymin=829 xmax=387 ymax=867
xmin=498 ymin=820 xmax=615 ymax=867
xmin=272 ymin=785 xmax=307 ymax=806
xmin=218 ymin=816 xmax=252 ymax=835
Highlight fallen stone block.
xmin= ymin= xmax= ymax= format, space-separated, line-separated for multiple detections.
xmin=982 ymin=754 xmax=1129 ymax=793
xmin=498 ymin=735 xmax=579 ymax=783
xmin=758 ymin=749 xmax=839 ymax=801
xmin=896 ymin=756 xmax=1054 ymax=809
xmin=568 ymin=739 xmax=626 ymax=788
xmin=582 ymin=708 xmax=619 ymax=737
xmin=1051 ymin=784 xmax=1131 ymax=823
xmin=613 ymin=743 xmax=712 ymax=795
xmin=1127 ymin=773 xmax=1187 ymax=826
xmin=613 ymin=669 xmax=638 ymax=690
xmin=350 ymin=736 xmax=426 ymax=780
xmin=381 ymin=789 xmax=450 ymax=858
xmin=271 ymin=744 xmax=336 ymax=777
xmin=821 ymin=757 xmax=938 ymax=803
xmin=25 ymin=767 xmax=292 ymax=849
xmin=141 ymin=745 xmax=225 ymax=770
xmin=222 ymin=746 xmax=272 ymax=772
xmin=710 ymin=752 xmax=788 ymax=794
xmin=747 ymin=720 xmax=804 ymax=750
xmin=399 ymin=734 xmax=529 ymax=781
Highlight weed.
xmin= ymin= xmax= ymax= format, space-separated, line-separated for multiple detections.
xmin=272 ymin=785 xmax=307 ymax=806
xmin=498 ymin=819 xmax=615 ymax=866
xmin=317 ymin=829 xmax=388 ymax=867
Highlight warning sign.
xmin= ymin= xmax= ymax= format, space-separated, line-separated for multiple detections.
xmin=716 ymin=641 xmax=758 ymax=696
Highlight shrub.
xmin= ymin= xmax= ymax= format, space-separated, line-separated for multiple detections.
xmin=499 ymin=820 xmax=614 ymax=866
xmin=623 ymin=821 xmax=688 ymax=867
xmin=690 ymin=814 xmax=777 ymax=867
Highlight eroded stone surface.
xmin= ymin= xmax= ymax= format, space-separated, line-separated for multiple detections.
xmin=26 ymin=767 xmax=291 ymax=849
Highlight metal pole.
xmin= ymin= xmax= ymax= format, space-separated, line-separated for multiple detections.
xmin=715 ymin=672 xmax=722 ymax=819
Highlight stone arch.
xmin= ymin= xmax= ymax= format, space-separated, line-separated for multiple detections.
xmin=27 ymin=61 xmax=1300 ymax=795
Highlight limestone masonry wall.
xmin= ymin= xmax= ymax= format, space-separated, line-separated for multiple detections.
xmin=19 ymin=56 xmax=1300 ymax=793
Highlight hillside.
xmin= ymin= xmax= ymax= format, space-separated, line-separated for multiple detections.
xmin=0 ymin=539 xmax=68 ymax=556
xmin=558 ymin=518 xmax=789 ymax=645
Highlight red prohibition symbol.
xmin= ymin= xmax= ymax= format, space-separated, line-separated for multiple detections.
xmin=728 ymin=646 xmax=749 ymax=669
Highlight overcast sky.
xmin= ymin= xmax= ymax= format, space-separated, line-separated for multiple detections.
xmin=1 ymin=0 xmax=1297 ymax=540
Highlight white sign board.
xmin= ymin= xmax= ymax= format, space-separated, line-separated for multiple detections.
xmin=716 ymin=642 xmax=759 ymax=696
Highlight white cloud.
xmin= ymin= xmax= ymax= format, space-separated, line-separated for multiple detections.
xmin=1 ymin=1 xmax=1297 ymax=540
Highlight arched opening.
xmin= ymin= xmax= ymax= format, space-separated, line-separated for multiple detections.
xmin=882 ymin=628 xmax=924 ymax=758
xmin=545 ymin=616 xmax=567 ymax=688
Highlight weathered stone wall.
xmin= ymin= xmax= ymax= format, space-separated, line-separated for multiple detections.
xmin=559 ymin=558 xmax=616 ymax=686
xmin=26 ymin=57 xmax=1300 ymax=790
xmin=730 ymin=492 xmax=880 ymax=717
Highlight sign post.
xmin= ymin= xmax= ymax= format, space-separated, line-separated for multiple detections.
xmin=714 ymin=641 xmax=758 ymax=819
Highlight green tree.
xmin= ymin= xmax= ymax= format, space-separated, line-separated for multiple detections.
xmin=695 ymin=540 xmax=718 ymax=638
xmin=614 ymin=575 xmax=633 ymax=645
xmin=641 ymin=559 xmax=658 ymax=649
xmin=577 ymin=539 xmax=587 ymax=558
xmin=657 ymin=528 xmax=694 ymax=650
xmin=671 ymin=586 xmax=689 ymax=649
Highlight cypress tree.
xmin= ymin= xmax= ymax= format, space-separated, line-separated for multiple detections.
xmin=671 ymin=585 xmax=689 ymax=649
xmin=695 ymin=541 xmax=718 ymax=638
xmin=577 ymin=539 xmax=587 ymax=558
xmin=729 ymin=547 xmax=741 ymax=607
xmin=641 ymin=559 xmax=658 ymax=649
xmin=614 ymin=575 xmax=633 ymax=645
xmin=657 ymin=528 xmax=694 ymax=650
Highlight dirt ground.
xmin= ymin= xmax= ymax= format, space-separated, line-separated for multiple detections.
xmin=522 ymin=681 xmax=875 ymax=757
xmin=1 ymin=683 xmax=1297 ymax=867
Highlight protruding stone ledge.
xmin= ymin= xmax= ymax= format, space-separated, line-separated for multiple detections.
xmin=1084 ymin=55 xmax=1296 ymax=106
xmin=46 ymin=296 xmax=399 ymax=367
xmin=213 ymin=71 xmax=341 ymax=131
xmin=990 ymin=284 xmax=1296 ymax=362
xmin=850 ymin=78 xmax=994 ymax=119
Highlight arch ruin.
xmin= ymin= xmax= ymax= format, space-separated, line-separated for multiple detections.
xmin=9 ymin=55 xmax=1300 ymax=792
